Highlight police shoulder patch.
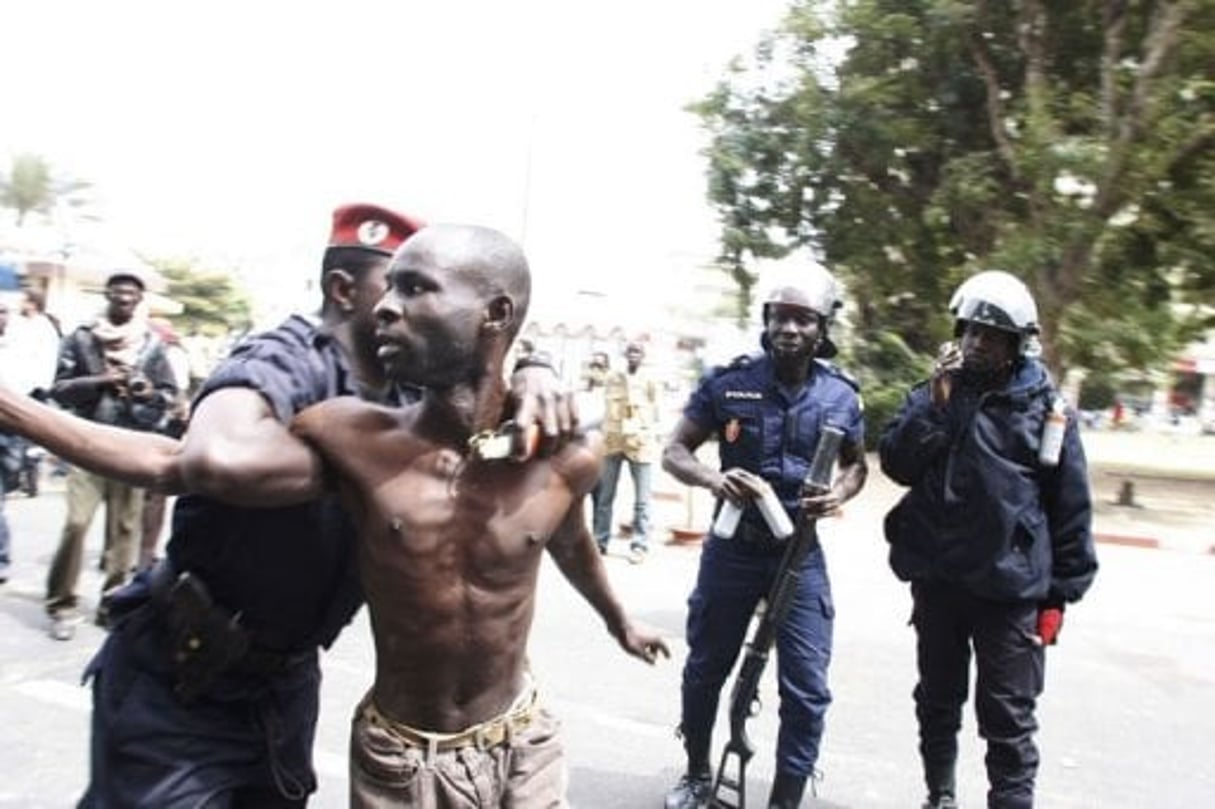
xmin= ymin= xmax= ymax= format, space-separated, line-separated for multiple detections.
xmin=815 ymin=358 xmax=862 ymax=392
xmin=707 ymin=353 xmax=757 ymax=380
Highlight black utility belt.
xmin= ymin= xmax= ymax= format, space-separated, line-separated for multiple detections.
xmin=729 ymin=521 xmax=792 ymax=551
xmin=148 ymin=562 xmax=312 ymax=702
xmin=732 ymin=521 xmax=777 ymax=544
xmin=725 ymin=521 xmax=820 ymax=555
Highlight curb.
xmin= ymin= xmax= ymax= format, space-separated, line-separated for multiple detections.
xmin=1093 ymin=533 xmax=1160 ymax=550
xmin=1092 ymin=533 xmax=1215 ymax=555
xmin=665 ymin=528 xmax=705 ymax=547
xmin=653 ymin=485 xmax=1213 ymax=555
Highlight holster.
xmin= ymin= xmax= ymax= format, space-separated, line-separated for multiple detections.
xmin=152 ymin=567 xmax=251 ymax=703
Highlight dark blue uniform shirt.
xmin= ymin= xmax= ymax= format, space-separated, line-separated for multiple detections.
xmin=684 ymin=353 xmax=864 ymax=536
xmin=166 ymin=315 xmax=413 ymax=652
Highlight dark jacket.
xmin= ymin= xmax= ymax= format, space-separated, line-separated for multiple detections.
xmin=879 ymin=358 xmax=1097 ymax=604
xmin=52 ymin=324 xmax=178 ymax=431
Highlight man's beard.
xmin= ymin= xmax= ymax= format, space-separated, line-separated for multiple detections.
xmin=958 ymin=355 xmax=1012 ymax=389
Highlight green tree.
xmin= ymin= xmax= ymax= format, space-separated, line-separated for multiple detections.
xmin=0 ymin=152 xmax=93 ymax=227
xmin=150 ymin=258 xmax=254 ymax=336
xmin=692 ymin=0 xmax=1215 ymax=381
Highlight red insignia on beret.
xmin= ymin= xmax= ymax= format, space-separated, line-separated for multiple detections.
xmin=329 ymin=203 xmax=424 ymax=255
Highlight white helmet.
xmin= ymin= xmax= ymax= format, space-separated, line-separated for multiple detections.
xmin=760 ymin=263 xmax=841 ymax=322
xmin=948 ymin=270 xmax=1040 ymax=354
xmin=758 ymin=262 xmax=843 ymax=357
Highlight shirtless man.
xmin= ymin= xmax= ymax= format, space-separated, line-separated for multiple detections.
xmin=290 ymin=223 xmax=669 ymax=806
xmin=0 ymin=204 xmax=579 ymax=806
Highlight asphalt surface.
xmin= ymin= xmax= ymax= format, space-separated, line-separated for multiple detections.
xmin=0 ymin=428 xmax=1211 ymax=807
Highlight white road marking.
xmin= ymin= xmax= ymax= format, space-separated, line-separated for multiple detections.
xmin=12 ymin=679 xmax=91 ymax=713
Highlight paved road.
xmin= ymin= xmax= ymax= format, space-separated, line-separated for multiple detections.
xmin=0 ymin=431 xmax=1212 ymax=807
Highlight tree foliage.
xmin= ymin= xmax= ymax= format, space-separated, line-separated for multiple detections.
xmin=0 ymin=152 xmax=93 ymax=227
xmin=692 ymin=0 xmax=1215 ymax=381
xmin=150 ymin=257 xmax=254 ymax=337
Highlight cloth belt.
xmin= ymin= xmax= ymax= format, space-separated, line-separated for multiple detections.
xmin=359 ymin=682 xmax=538 ymax=758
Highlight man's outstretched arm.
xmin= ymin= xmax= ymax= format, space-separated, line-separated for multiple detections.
xmin=0 ymin=384 xmax=326 ymax=506
xmin=0 ymin=384 xmax=183 ymax=491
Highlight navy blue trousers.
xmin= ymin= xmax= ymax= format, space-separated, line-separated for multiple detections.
xmin=79 ymin=597 xmax=321 ymax=808
xmin=680 ymin=535 xmax=834 ymax=777
xmin=911 ymin=582 xmax=1045 ymax=809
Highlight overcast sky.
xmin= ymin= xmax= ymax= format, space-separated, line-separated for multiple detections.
xmin=2 ymin=0 xmax=789 ymax=326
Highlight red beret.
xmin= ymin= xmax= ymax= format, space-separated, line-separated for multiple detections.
xmin=329 ymin=203 xmax=424 ymax=256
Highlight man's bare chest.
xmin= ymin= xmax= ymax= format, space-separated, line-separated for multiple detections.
xmin=354 ymin=451 xmax=574 ymax=557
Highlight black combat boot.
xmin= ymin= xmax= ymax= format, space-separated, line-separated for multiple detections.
xmin=664 ymin=770 xmax=712 ymax=809
xmin=921 ymin=795 xmax=958 ymax=809
xmin=922 ymin=761 xmax=958 ymax=809
xmin=666 ymin=731 xmax=713 ymax=809
xmin=768 ymin=772 xmax=808 ymax=808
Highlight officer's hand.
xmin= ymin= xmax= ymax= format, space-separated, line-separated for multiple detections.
xmin=715 ymin=467 xmax=760 ymax=505
xmin=800 ymin=488 xmax=843 ymax=519
xmin=931 ymin=341 xmax=962 ymax=408
xmin=508 ymin=365 xmax=578 ymax=460
xmin=1035 ymin=605 xmax=1064 ymax=646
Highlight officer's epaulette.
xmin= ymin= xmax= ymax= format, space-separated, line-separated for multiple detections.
xmin=814 ymin=358 xmax=862 ymax=392
xmin=707 ymin=353 xmax=759 ymax=379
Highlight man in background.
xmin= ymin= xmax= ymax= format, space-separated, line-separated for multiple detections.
xmin=46 ymin=271 xmax=178 ymax=639
xmin=11 ymin=288 xmax=62 ymax=398
xmin=593 ymin=340 xmax=661 ymax=563
xmin=0 ymin=302 xmax=20 ymax=583
xmin=137 ymin=316 xmax=192 ymax=570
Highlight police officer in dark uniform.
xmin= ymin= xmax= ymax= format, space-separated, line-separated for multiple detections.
xmin=75 ymin=203 xmax=426 ymax=807
xmin=0 ymin=203 xmax=577 ymax=807
xmin=879 ymin=270 xmax=1098 ymax=809
xmin=662 ymin=265 xmax=868 ymax=809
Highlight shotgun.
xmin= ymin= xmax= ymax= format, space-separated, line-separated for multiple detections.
xmin=710 ymin=425 xmax=845 ymax=809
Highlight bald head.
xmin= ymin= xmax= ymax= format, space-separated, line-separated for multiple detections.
xmin=396 ymin=224 xmax=531 ymax=338
xmin=375 ymin=224 xmax=533 ymax=388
